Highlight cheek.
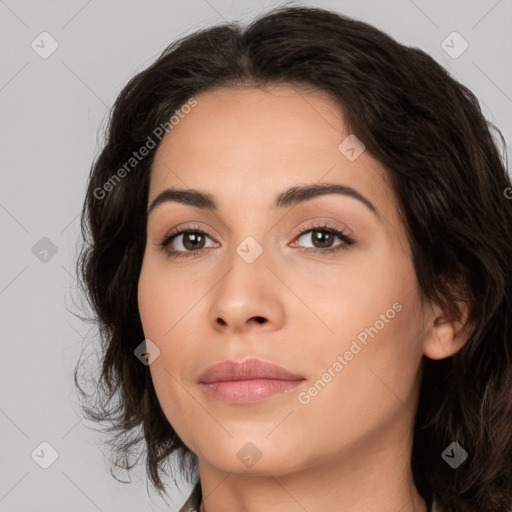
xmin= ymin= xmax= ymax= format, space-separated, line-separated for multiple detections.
xmin=138 ymin=259 xmax=172 ymax=331
xmin=148 ymin=359 xmax=203 ymax=454
xmin=138 ymin=259 xmax=205 ymax=393
xmin=294 ymin=287 xmax=424 ymax=453
xmin=137 ymin=257 xmax=201 ymax=339
xmin=309 ymin=246 xmax=424 ymax=400
xmin=291 ymin=238 xmax=421 ymax=353
xmin=138 ymin=263 xmax=201 ymax=384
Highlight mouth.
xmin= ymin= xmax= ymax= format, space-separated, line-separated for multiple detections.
xmin=197 ymin=358 xmax=306 ymax=404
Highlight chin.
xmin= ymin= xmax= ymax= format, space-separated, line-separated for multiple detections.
xmin=194 ymin=434 xmax=311 ymax=477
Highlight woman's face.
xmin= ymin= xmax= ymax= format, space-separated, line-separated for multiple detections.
xmin=138 ymin=85 xmax=431 ymax=476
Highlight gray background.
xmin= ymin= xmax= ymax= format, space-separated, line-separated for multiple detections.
xmin=1 ymin=0 xmax=511 ymax=511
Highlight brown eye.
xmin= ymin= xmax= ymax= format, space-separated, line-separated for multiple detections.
xmin=166 ymin=231 xmax=211 ymax=251
xmin=308 ymin=230 xmax=336 ymax=249
xmin=289 ymin=222 xmax=356 ymax=257
xmin=295 ymin=228 xmax=350 ymax=250
xmin=179 ymin=232 xmax=206 ymax=251
xmin=160 ymin=228 xmax=218 ymax=259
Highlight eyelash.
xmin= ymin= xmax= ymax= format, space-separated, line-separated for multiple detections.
xmin=158 ymin=222 xmax=356 ymax=260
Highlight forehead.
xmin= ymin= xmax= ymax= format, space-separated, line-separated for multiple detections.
xmin=152 ymin=84 xmax=345 ymax=171
xmin=148 ymin=84 xmax=393 ymax=217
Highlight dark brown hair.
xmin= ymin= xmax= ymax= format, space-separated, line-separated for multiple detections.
xmin=75 ymin=5 xmax=512 ymax=511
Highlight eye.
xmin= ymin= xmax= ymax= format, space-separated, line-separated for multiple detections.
xmin=159 ymin=224 xmax=219 ymax=259
xmin=290 ymin=222 xmax=355 ymax=255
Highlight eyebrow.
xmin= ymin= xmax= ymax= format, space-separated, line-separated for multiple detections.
xmin=147 ymin=183 xmax=380 ymax=219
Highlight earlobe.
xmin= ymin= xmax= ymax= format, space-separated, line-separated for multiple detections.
xmin=423 ymin=302 xmax=474 ymax=360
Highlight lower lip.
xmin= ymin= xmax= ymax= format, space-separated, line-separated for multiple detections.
xmin=199 ymin=378 xmax=304 ymax=404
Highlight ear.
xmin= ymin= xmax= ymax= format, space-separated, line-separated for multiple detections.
xmin=423 ymin=300 xmax=474 ymax=360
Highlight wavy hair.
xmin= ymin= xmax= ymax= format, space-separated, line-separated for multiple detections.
xmin=74 ymin=5 xmax=512 ymax=511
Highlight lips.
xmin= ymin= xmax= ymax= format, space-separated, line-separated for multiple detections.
xmin=197 ymin=358 xmax=305 ymax=404
xmin=198 ymin=358 xmax=305 ymax=383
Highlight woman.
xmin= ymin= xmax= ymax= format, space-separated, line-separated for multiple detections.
xmin=75 ymin=5 xmax=512 ymax=512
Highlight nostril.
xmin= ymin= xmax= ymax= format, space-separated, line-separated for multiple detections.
xmin=253 ymin=316 xmax=266 ymax=324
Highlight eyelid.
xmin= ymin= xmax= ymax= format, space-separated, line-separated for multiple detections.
xmin=290 ymin=219 xmax=353 ymax=241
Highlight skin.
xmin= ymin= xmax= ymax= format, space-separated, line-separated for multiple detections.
xmin=137 ymin=85 xmax=471 ymax=512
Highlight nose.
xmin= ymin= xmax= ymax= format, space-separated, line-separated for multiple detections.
xmin=208 ymin=249 xmax=286 ymax=336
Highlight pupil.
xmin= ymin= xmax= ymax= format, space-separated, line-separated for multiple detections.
xmin=314 ymin=230 xmax=332 ymax=248
xmin=184 ymin=233 xmax=204 ymax=250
